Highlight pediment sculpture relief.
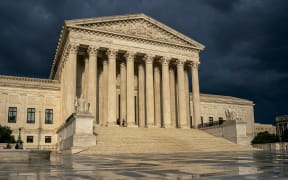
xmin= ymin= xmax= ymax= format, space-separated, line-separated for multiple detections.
xmin=78 ymin=19 xmax=192 ymax=46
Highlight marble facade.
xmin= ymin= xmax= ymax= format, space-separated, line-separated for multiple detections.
xmin=54 ymin=14 xmax=203 ymax=129
xmin=0 ymin=14 xmax=255 ymax=149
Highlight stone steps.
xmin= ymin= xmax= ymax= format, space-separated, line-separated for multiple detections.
xmin=80 ymin=127 xmax=253 ymax=154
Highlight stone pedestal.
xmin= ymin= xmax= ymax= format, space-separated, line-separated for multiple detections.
xmin=57 ymin=113 xmax=96 ymax=154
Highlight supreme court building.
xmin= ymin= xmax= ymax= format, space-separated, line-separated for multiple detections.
xmin=0 ymin=14 xmax=255 ymax=149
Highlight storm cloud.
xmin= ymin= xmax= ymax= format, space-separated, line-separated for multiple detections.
xmin=0 ymin=0 xmax=287 ymax=124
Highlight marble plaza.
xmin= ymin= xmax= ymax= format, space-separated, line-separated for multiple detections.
xmin=0 ymin=14 xmax=255 ymax=151
xmin=1 ymin=152 xmax=288 ymax=179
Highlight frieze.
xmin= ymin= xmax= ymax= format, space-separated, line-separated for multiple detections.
xmin=69 ymin=30 xmax=198 ymax=60
xmin=69 ymin=27 xmax=198 ymax=54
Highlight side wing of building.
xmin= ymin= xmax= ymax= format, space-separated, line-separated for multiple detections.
xmin=198 ymin=93 xmax=255 ymax=141
xmin=0 ymin=75 xmax=61 ymax=149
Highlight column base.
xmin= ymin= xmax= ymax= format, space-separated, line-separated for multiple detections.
xmin=146 ymin=124 xmax=157 ymax=128
xmin=163 ymin=125 xmax=173 ymax=128
xmin=127 ymin=124 xmax=138 ymax=128
xmin=179 ymin=124 xmax=189 ymax=129
xmin=106 ymin=122 xmax=119 ymax=127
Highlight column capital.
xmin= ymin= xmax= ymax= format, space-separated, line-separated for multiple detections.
xmin=160 ymin=57 xmax=170 ymax=65
xmin=143 ymin=54 xmax=154 ymax=64
xmin=176 ymin=59 xmax=185 ymax=66
xmin=67 ymin=43 xmax=79 ymax=54
xmin=106 ymin=49 xmax=117 ymax=58
xmin=189 ymin=61 xmax=200 ymax=70
xmin=87 ymin=46 xmax=98 ymax=56
xmin=124 ymin=51 xmax=135 ymax=61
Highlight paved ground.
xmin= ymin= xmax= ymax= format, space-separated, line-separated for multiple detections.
xmin=0 ymin=151 xmax=288 ymax=179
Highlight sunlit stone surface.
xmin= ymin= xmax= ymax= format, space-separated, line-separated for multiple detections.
xmin=1 ymin=151 xmax=288 ymax=179
xmin=0 ymin=14 xmax=255 ymax=152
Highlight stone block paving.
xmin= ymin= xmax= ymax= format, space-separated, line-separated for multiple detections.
xmin=1 ymin=151 xmax=288 ymax=179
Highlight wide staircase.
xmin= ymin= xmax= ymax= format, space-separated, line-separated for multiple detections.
xmin=80 ymin=127 xmax=253 ymax=154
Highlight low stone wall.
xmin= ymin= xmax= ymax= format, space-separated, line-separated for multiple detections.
xmin=0 ymin=149 xmax=51 ymax=161
xmin=0 ymin=143 xmax=16 ymax=149
xmin=202 ymin=120 xmax=250 ymax=145
xmin=57 ymin=113 xmax=96 ymax=154
xmin=253 ymin=143 xmax=288 ymax=152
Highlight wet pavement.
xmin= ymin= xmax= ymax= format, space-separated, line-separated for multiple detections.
xmin=0 ymin=151 xmax=288 ymax=179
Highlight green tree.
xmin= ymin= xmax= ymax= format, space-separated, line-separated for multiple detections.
xmin=0 ymin=125 xmax=15 ymax=143
xmin=251 ymin=131 xmax=279 ymax=144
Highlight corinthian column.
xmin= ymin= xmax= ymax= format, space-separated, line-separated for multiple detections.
xmin=190 ymin=61 xmax=201 ymax=128
xmin=138 ymin=63 xmax=145 ymax=127
xmin=144 ymin=55 xmax=155 ymax=127
xmin=87 ymin=46 xmax=98 ymax=122
xmin=66 ymin=43 xmax=78 ymax=117
xmin=161 ymin=57 xmax=171 ymax=128
xmin=177 ymin=59 xmax=187 ymax=128
xmin=125 ymin=52 xmax=136 ymax=127
xmin=184 ymin=67 xmax=190 ymax=128
xmin=169 ymin=66 xmax=176 ymax=128
xmin=107 ymin=49 xmax=117 ymax=126
xmin=102 ymin=60 xmax=108 ymax=126
xmin=154 ymin=65 xmax=161 ymax=128
xmin=120 ymin=60 xmax=126 ymax=126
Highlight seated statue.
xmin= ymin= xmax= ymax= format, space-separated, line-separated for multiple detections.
xmin=74 ymin=94 xmax=90 ymax=113
xmin=225 ymin=106 xmax=241 ymax=121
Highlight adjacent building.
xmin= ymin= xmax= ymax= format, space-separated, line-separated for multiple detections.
xmin=275 ymin=115 xmax=288 ymax=141
xmin=254 ymin=123 xmax=276 ymax=135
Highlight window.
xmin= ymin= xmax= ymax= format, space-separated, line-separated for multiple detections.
xmin=8 ymin=107 xmax=17 ymax=123
xmin=27 ymin=136 xmax=33 ymax=143
xmin=219 ymin=117 xmax=224 ymax=125
xmin=45 ymin=109 xmax=53 ymax=124
xmin=201 ymin=116 xmax=204 ymax=127
xmin=45 ymin=136 xmax=52 ymax=143
xmin=209 ymin=117 xmax=213 ymax=125
xmin=27 ymin=108 xmax=35 ymax=124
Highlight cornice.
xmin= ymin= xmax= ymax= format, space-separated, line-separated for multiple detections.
xmin=49 ymin=25 xmax=68 ymax=79
xmin=0 ymin=75 xmax=60 ymax=91
xmin=197 ymin=93 xmax=254 ymax=106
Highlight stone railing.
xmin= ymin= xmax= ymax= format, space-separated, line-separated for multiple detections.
xmin=0 ymin=75 xmax=60 ymax=90
xmin=198 ymin=120 xmax=226 ymax=129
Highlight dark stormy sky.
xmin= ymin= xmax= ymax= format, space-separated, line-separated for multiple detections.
xmin=0 ymin=0 xmax=287 ymax=124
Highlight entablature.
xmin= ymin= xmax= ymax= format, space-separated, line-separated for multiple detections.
xmin=0 ymin=75 xmax=60 ymax=91
xmin=50 ymin=14 xmax=205 ymax=79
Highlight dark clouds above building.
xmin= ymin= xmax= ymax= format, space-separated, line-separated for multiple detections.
xmin=0 ymin=0 xmax=287 ymax=124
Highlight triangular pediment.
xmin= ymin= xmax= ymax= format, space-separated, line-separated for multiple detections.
xmin=65 ymin=14 xmax=205 ymax=49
